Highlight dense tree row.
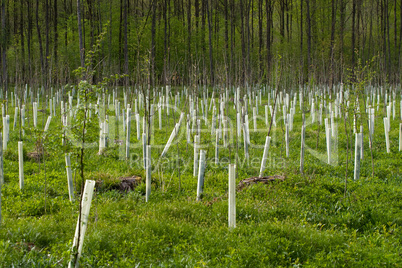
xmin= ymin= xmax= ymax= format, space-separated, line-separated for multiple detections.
xmin=0 ymin=0 xmax=401 ymax=89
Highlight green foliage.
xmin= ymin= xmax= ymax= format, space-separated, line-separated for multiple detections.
xmin=0 ymin=86 xmax=402 ymax=266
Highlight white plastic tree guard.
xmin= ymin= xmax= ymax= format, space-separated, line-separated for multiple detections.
xmin=354 ymin=133 xmax=362 ymax=180
xmin=384 ymin=117 xmax=390 ymax=153
xmin=65 ymin=153 xmax=75 ymax=202
xmin=228 ymin=164 xmax=236 ymax=228
xmin=18 ymin=141 xmax=24 ymax=189
xmin=196 ymin=150 xmax=206 ymax=201
xmin=259 ymin=136 xmax=271 ymax=177
xmin=146 ymin=145 xmax=152 ymax=202
xmin=68 ymin=180 xmax=95 ymax=268
xmin=300 ymin=124 xmax=305 ymax=174
xmin=126 ymin=108 xmax=131 ymax=159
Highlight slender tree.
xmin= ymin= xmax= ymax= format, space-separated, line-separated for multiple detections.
xmin=206 ymin=0 xmax=214 ymax=85
xmin=306 ymin=0 xmax=312 ymax=79
xmin=54 ymin=0 xmax=58 ymax=85
xmin=329 ymin=0 xmax=336 ymax=92
xmin=77 ymin=0 xmax=85 ymax=69
xmin=124 ymin=0 xmax=129 ymax=86
xmin=1 ymin=0 xmax=7 ymax=90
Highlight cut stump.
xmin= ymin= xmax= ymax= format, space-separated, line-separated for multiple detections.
xmin=237 ymin=175 xmax=285 ymax=191
xmin=96 ymin=176 xmax=142 ymax=192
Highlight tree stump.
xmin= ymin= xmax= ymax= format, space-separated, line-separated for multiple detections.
xmin=237 ymin=175 xmax=285 ymax=191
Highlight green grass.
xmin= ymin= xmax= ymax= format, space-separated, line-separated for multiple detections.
xmin=0 ymin=90 xmax=402 ymax=267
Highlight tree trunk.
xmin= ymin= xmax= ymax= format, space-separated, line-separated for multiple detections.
xmin=230 ymin=0 xmax=235 ymax=85
xmin=87 ymin=0 xmax=95 ymax=48
xmin=329 ymin=0 xmax=336 ymax=91
xmin=45 ymin=0 xmax=50 ymax=89
xmin=352 ymin=0 xmax=356 ymax=67
xmin=54 ymin=0 xmax=58 ymax=84
xmin=164 ymin=0 xmax=168 ymax=86
xmin=187 ymin=0 xmax=191 ymax=86
xmin=108 ymin=0 xmax=112 ymax=75
xmin=1 ymin=0 xmax=7 ymax=91
xmin=201 ymin=0 xmax=206 ymax=84
xmin=206 ymin=0 xmax=214 ymax=85
xmin=258 ymin=0 xmax=263 ymax=78
xmin=265 ymin=0 xmax=273 ymax=82
xmin=280 ymin=0 xmax=285 ymax=42
xmin=124 ymin=0 xmax=128 ymax=86
xmin=77 ymin=0 xmax=85 ymax=69
xmin=150 ymin=0 xmax=157 ymax=88
xmin=36 ymin=0 xmax=44 ymax=85
xmin=119 ymin=0 xmax=123 ymax=74
xmin=240 ymin=0 xmax=246 ymax=84
xmin=20 ymin=0 xmax=25 ymax=85
xmin=399 ymin=0 xmax=402 ymax=75
xmin=306 ymin=0 xmax=312 ymax=79
xmin=28 ymin=0 xmax=33 ymax=84
xmin=300 ymin=0 xmax=303 ymax=82
xmin=386 ymin=0 xmax=391 ymax=75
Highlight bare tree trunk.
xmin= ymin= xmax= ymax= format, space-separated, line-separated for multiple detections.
xmin=20 ymin=0 xmax=25 ymax=85
xmin=119 ymin=0 xmax=123 ymax=74
xmin=28 ymin=0 xmax=33 ymax=84
xmin=240 ymin=0 xmax=246 ymax=85
xmin=201 ymin=0 xmax=206 ymax=84
xmin=87 ymin=0 xmax=95 ymax=48
xmin=385 ymin=0 xmax=391 ymax=75
xmin=280 ymin=0 xmax=285 ymax=42
xmin=54 ymin=0 xmax=58 ymax=85
xmin=339 ymin=0 xmax=345 ymax=81
xmin=108 ymin=0 xmax=112 ymax=75
xmin=399 ymin=0 xmax=402 ymax=75
xmin=77 ymin=0 xmax=85 ymax=69
xmin=266 ymin=0 xmax=273 ymax=82
xmin=150 ymin=0 xmax=157 ymax=88
xmin=352 ymin=0 xmax=356 ymax=68
xmin=36 ymin=0 xmax=44 ymax=85
xmin=381 ymin=0 xmax=387 ymax=73
xmin=258 ymin=0 xmax=263 ymax=78
xmin=306 ymin=0 xmax=312 ymax=80
xmin=395 ymin=0 xmax=398 ymax=56
xmin=329 ymin=0 xmax=336 ymax=91
xmin=225 ymin=0 xmax=230 ymax=84
xmin=124 ymin=0 xmax=129 ymax=86
xmin=300 ymin=0 xmax=303 ymax=83
xmin=206 ymin=0 xmax=214 ymax=85
xmin=230 ymin=0 xmax=235 ymax=85
xmin=45 ymin=0 xmax=50 ymax=89
xmin=1 ymin=0 xmax=6 ymax=91
xmin=164 ymin=0 xmax=168 ymax=86
xmin=187 ymin=0 xmax=192 ymax=86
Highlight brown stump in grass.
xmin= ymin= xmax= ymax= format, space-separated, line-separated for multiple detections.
xmin=27 ymin=150 xmax=45 ymax=162
xmin=237 ymin=175 xmax=285 ymax=191
xmin=96 ymin=176 xmax=142 ymax=192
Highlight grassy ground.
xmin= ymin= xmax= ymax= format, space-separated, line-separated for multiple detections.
xmin=0 ymin=89 xmax=401 ymax=267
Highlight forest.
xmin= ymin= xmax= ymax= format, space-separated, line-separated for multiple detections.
xmin=0 ymin=0 xmax=401 ymax=89
xmin=1 ymin=0 xmax=402 ymax=267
